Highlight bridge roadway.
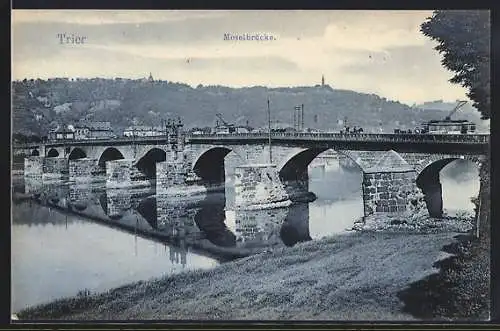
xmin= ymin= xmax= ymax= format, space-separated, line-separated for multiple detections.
xmin=14 ymin=132 xmax=490 ymax=154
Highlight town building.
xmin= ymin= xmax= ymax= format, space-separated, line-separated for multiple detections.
xmin=73 ymin=121 xmax=115 ymax=139
xmin=48 ymin=125 xmax=75 ymax=140
xmin=124 ymin=118 xmax=185 ymax=138
xmin=72 ymin=125 xmax=90 ymax=140
xmin=123 ymin=125 xmax=165 ymax=137
xmin=48 ymin=121 xmax=115 ymax=141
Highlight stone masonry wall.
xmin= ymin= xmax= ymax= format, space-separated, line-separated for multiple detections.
xmin=69 ymin=184 xmax=91 ymax=205
xmin=156 ymin=161 xmax=186 ymax=191
xmin=24 ymin=176 xmax=43 ymax=194
xmin=43 ymin=157 xmax=69 ymax=177
xmin=69 ymin=158 xmax=98 ymax=182
xmin=156 ymin=198 xmax=199 ymax=237
xmin=24 ymin=156 xmax=44 ymax=176
xmin=234 ymin=208 xmax=288 ymax=243
xmin=362 ymin=170 xmax=423 ymax=216
xmin=106 ymin=189 xmax=131 ymax=218
xmin=156 ymin=159 xmax=208 ymax=197
xmin=234 ymin=164 xmax=290 ymax=209
xmin=106 ymin=159 xmax=134 ymax=187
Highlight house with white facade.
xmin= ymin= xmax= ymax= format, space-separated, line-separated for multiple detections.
xmin=123 ymin=125 xmax=165 ymax=137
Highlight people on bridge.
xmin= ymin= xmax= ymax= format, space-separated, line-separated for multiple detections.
xmin=343 ymin=126 xmax=363 ymax=134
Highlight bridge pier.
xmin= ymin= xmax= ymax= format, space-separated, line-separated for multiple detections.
xmin=105 ymin=159 xmax=135 ymax=188
xmin=40 ymin=180 xmax=70 ymax=207
xmin=156 ymin=160 xmax=184 ymax=195
xmin=233 ymin=207 xmax=289 ymax=244
xmin=24 ymin=176 xmax=43 ymax=195
xmin=416 ymin=170 xmax=444 ymax=218
xmin=156 ymin=159 xmax=207 ymax=197
xmin=69 ymin=158 xmax=98 ymax=183
xmin=362 ymin=170 xmax=426 ymax=217
xmin=24 ymin=156 xmax=69 ymax=180
xmin=105 ymin=188 xmax=132 ymax=219
xmin=156 ymin=198 xmax=199 ymax=236
xmin=280 ymin=203 xmax=311 ymax=245
xmin=43 ymin=157 xmax=68 ymax=179
xmin=233 ymin=164 xmax=291 ymax=210
xmin=24 ymin=156 xmax=44 ymax=177
xmin=69 ymin=183 xmax=91 ymax=211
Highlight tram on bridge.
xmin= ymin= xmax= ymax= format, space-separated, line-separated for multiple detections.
xmin=395 ymin=100 xmax=477 ymax=135
xmin=418 ymin=119 xmax=476 ymax=135
xmin=416 ymin=100 xmax=477 ymax=135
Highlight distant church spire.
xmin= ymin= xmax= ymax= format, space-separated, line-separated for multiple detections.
xmin=148 ymin=72 xmax=154 ymax=82
xmin=321 ymin=74 xmax=325 ymax=87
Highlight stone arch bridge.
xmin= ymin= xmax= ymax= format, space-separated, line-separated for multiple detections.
xmin=17 ymin=132 xmax=488 ymax=219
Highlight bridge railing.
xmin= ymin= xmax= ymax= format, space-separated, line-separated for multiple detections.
xmin=13 ymin=132 xmax=490 ymax=149
xmin=185 ymin=132 xmax=490 ymax=144
xmin=14 ymin=135 xmax=173 ymax=148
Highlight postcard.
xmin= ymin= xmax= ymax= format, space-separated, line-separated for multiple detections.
xmin=11 ymin=9 xmax=491 ymax=322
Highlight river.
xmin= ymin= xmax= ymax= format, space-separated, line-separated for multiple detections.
xmin=10 ymin=156 xmax=479 ymax=313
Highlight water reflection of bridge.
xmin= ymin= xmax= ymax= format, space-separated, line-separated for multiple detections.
xmin=225 ymin=203 xmax=311 ymax=247
xmin=16 ymin=179 xmax=317 ymax=263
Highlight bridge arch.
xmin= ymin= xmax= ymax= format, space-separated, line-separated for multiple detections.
xmin=98 ymin=147 xmax=125 ymax=170
xmin=192 ymin=147 xmax=233 ymax=183
xmin=68 ymin=148 xmax=87 ymax=160
xmin=277 ymin=148 xmax=364 ymax=181
xmin=414 ymin=154 xmax=482 ymax=177
xmin=135 ymin=148 xmax=167 ymax=179
xmin=278 ymin=147 xmax=328 ymax=181
xmin=47 ymin=148 xmax=59 ymax=157
xmin=31 ymin=149 xmax=40 ymax=156
xmin=416 ymin=155 xmax=481 ymax=218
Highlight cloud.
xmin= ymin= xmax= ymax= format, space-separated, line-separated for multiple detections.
xmin=322 ymin=23 xmax=427 ymax=53
xmin=338 ymin=44 xmax=469 ymax=103
xmin=78 ymin=13 xmax=427 ymax=74
xmin=86 ymin=35 xmax=369 ymax=70
xmin=12 ymin=10 xmax=227 ymax=25
xmin=12 ymin=9 xmax=476 ymax=104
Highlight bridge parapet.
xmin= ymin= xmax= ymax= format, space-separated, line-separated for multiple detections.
xmin=12 ymin=132 xmax=489 ymax=151
xmin=185 ymin=132 xmax=489 ymax=145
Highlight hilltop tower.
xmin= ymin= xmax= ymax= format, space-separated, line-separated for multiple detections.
xmin=148 ymin=72 xmax=154 ymax=82
xmin=321 ymin=74 xmax=325 ymax=87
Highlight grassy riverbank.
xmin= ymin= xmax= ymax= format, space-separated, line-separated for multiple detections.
xmin=398 ymin=160 xmax=491 ymax=321
xmin=18 ymin=231 xmax=461 ymax=321
xmin=398 ymin=233 xmax=490 ymax=321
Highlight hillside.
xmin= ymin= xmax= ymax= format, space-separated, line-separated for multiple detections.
xmin=11 ymin=78 xmax=488 ymax=137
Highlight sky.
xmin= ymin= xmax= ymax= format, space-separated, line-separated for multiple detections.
xmin=11 ymin=10 xmax=475 ymax=105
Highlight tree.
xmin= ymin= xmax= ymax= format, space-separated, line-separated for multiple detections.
xmin=421 ymin=10 xmax=490 ymax=119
